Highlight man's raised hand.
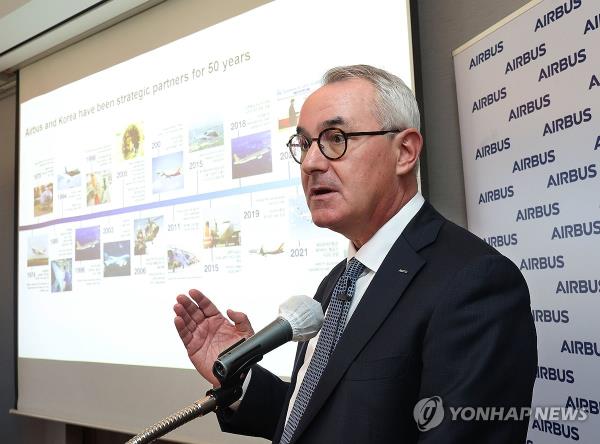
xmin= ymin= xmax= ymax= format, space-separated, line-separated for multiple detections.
xmin=173 ymin=289 xmax=254 ymax=386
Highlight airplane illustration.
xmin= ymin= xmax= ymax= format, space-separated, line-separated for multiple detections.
xmin=168 ymin=248 xmax=199 ymax=271
xmin=64 ymin=167 xmax=81 ymax=177
xmin=156 ymin=167 xmax=182 ymax=178
xmin=103 ymin=253 xmax=130 ymax=267
xmin=249 ymin=243 xmax=284 ymax=256
xmin=76 ymin=239 xmax=99 ymax=250
xmin=31 ymin=247 xmax=47 ymax=256
xmin=232 ymin=147 xmax=270 ymax=165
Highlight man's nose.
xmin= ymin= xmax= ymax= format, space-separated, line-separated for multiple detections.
xmin=301 ymin=140 xmax=329 ymax=174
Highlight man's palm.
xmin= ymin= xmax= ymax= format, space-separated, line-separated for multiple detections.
xmin=174 ymin=289 xmax=254 ymax=386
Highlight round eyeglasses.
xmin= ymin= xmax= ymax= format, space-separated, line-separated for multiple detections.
xmin=286 ymin=127 xmax=402 ymax=164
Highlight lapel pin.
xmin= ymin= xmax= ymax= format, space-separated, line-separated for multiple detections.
xmin=398 ymin=268 xmax=408 ymax=274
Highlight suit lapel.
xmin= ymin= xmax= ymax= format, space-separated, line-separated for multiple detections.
xmin=289 ymin=202 xmax=444 ymax=443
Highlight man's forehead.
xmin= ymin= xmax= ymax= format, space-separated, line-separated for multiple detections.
xmin=297 ymin=116 xmax=348 ymax=135
xmin=298 ymin=79 xmax=375 ymax=132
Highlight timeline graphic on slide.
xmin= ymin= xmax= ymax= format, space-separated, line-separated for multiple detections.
xmin=18 ymin=0 xmax=414 ymax=374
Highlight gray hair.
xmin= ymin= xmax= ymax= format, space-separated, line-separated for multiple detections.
xmin=323 ymin=64 xmax=420 ymax=131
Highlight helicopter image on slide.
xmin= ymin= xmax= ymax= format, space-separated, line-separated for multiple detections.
xmin=31 ymin=247 xmax=47 ymax=256
xmin=134 ymin=216 xmax=163 ymax=255
xmin=167 ymin=247 xmax=199 ymax=272
xmin=58 ymin=166 xmax=82 ymax=190
xmin=199 ymin=129 xmax=219 ymax=141
xmin=64 ymin=167 xmax=81 ymax=177
xmin=189 ymin=123 xmax=224 ymax=152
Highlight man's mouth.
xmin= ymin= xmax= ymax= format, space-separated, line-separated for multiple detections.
xmin=310 ymin=186 xmax=335 ymax=197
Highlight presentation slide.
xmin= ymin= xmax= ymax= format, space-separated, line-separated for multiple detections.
xmin=18 ymin=0 xmax=413 ymax=378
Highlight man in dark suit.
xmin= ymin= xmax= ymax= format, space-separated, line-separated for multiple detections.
xmin=173 ymin=64 xmax=537 ymax=443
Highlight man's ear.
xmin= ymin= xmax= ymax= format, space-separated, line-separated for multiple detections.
xmin=395 ymin=129 xmax=423 ymax=176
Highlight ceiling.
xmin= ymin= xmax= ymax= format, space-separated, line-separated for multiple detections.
xmin=0 ymin=0 xmax=164 ymax=99
xmin=0 ymin=0 xmax=29 ymax=18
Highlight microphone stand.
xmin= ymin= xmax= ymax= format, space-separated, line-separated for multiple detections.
xmin=124 ymin=384 xmax=241 ymax=444
xmin=124 ymin=384 xmax=242 ymax=444
xmin=125 ymin=339 xmax=260 ymax=444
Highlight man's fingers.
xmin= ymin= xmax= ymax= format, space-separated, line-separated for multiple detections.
xmin=173 ymin=303 xmax=197 ymax=330
xmin=227 ymin=309 xmax=254 ymax=335
xmin=175 ymin=296 xmax=204 ymax=324
xmin=188 ymin=289 xmax=221 ymax=318
xmin=176 ymin=292 xmax=208 ymax=323
xmin=174 ymin=316 xmax=193 ymax=346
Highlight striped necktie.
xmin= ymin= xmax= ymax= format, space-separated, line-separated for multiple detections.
xmin=280 ymin=258 xmax=365 ymax=444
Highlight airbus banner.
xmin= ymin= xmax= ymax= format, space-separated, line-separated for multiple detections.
xmin=453 ymin=0 xmax=599 ymax=442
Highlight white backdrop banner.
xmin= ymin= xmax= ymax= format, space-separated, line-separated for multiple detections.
xmin=453 ymin=0 xmax=599 ymax=442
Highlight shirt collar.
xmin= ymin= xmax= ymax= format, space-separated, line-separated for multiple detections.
xmin=348 ymin=192 xmax=425 ymax=273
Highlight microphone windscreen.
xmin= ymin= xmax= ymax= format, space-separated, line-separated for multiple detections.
xmin=278 ymin=295 xmax=324 ymax=342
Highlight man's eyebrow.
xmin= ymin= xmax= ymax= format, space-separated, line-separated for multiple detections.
xmin=296 ymin=125 xmax=308 ymax=135
xmin=322 ymin=116 xmax=346 ymax=128
xmin=296 ymin=116 xmax=347 ymax=135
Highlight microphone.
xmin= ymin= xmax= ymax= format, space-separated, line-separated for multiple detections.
xmin=213 ymin=295 xmax=324 ymax=383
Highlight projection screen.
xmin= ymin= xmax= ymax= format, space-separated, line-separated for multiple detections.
xmin=16 ymin=0 xmax=415 ymax=441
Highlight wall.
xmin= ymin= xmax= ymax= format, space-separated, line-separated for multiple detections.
xmin=2 ymin=0 xmax=534 ymax=442
xmin=0 ymin=93 xmax=67 ymax=443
